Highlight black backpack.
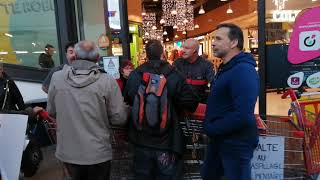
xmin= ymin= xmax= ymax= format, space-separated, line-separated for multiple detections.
xmin=132 ymin=72 xmax=171 ymax=135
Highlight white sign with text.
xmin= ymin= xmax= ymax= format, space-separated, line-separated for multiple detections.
xmin=251 ymin=136 xmax=285 ymax=180
xmin=103 ymin=56 xmax=120 ymax=79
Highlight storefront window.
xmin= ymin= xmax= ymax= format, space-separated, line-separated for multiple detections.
xmin=0 ymin=0 xmax=60 ymax=68
xmin=79 ymin=0 xmax=107 ymax=56
xmin=79 ymin=0 xmax=124 ymax=57
xmin=265 ymin=0 xmax=320 ymax=116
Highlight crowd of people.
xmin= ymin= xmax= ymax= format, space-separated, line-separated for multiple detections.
xmin=0 ymin=23 xmax=259 ymax=180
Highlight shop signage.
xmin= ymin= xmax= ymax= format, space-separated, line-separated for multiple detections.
xmin=251 ymin=136 xmax=285 ymax=180
xmin=272 ymin=10 xmax=301 ymax=22
xmin=0 ymin=0 xmax=54 ymax=15
xmin=107 ymin=0 xmax=121 ymax=30
xmin=98 ymin=34 xmax=110 ymax=49
xmin=288 ymin=7 xmax=320 ymax=64
xmin=102 ymin=56 xmax=120 ymax=79
xmin=306 ymin=72 xmax=320 ymax=88
xmin=287 ymin=72 xmax=304 ymax=88
xmin=0 ymin=114 xmax=28 ymax=180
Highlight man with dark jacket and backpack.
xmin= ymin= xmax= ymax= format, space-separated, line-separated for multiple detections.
xmin=124 ymin=40 xmax=198 ymax=180
xmin=202 ymin=23 xmax=259 ymax=180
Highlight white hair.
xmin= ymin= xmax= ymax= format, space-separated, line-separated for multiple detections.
xmin=74 ymin=41 xmax=99 ymax=61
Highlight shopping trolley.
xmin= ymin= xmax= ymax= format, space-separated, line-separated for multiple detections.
xmin=281 ymin=89 xmax=320 ymax=177
xmin=181 ymin=103 xmax=207 ymax=180
xmin=109 ymin=126 xmax=134 ymax=180
xmin=38 ymin=111 xmax=57 ymax=144
xmin=256 ymin=115 xmax=308 ymax=179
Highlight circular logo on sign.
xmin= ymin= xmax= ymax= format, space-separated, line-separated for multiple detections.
xmin=304 ymin=35 xmax=316 ymax=47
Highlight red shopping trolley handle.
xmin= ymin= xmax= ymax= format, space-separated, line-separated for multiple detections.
xmin=38 ymin=110 xmax=56 ymax=123
xmin=281 ymin=89 xmax=298 ymax=101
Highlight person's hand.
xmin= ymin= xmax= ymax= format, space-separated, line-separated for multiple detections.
xmin=33 ymin=106 xmax=44 ymax=114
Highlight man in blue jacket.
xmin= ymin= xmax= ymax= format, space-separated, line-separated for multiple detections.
xmin=202 ymin=23 xmax=259 ymax=180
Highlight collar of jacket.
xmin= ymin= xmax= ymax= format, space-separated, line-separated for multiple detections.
xmin=218 ymin=52 xmax=256 ymax=73
xmin=70 ymin=60 xmax=100 ymax=70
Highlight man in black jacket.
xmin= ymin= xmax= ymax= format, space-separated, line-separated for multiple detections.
xmin=124 ymin=40 xmax=198 ymax=180
xmin=173 ymin=39 xmax=214 ymax=103
xmin=38 ymin=44 xmax=55 ymax=69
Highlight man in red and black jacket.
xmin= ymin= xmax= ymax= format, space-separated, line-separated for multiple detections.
xmin=173 ymin=39 xmax=215 ymax=103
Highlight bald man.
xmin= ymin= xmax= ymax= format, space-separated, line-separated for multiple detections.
xmin=173 ymin=39 xmax=215 ymax=103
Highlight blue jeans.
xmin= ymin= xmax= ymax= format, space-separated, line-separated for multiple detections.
xmin=201 ymin=140 xmax=255 ymax=180
xmin=133 ymin=146 xmax=183 ymax=180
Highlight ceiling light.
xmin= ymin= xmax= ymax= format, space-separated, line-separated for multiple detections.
xmin=182 ymin=31 xmax=187 ymax=35
xmin=152 ymin=25 xmax=157 ymax=30
xmin=32 ymin=51 xmax=45 ymax=54
xmin=166 ymin=38 xmax=169 ymax=41
xmin=145 ymin=40 xmax=148 ymax=44
xmin=194 ymin=24 xmax=200 ymax=28
xmin=14 ymin=51 xmax=28 ymax=54
xmin=4 ymin=33 xmax=13 ymax=37
xmin=0 ymin=51 xmax=8 ymax=55
xmin=160 ymin=18 xmax=165 ymax=24
xmin=171 ymin=9 xmax=177 ymax=15
xmin=153 ymin=0 xmax=159 ymax=1
xmin=188 ymin=0 xmax=195 ymax=1
xmin=163 ymin=31 xmax=168 ymax=35
xmin=220 ymin=0 xmax=228 ymax=1
xmin=175 ymin=34 xmax=179 ymax=38
xmin=199 ymin=4 xmax=205 ymax=14
xmin=226 ymin=3 xmax=233 ymax=14
xmin=173 ymin=25 xmax=178 ymax=29
xmin=312 ymin=0 xmax=317 ymax=2
xmin=157 ymin=35 xmax=161 ymax=39
xmin=142 ymin=6 xmax=146 ymax=16
xmin=183 ymin=19 xmax=188 ymax=24
xmin=145 ymin=32 xmax=149 ymax=36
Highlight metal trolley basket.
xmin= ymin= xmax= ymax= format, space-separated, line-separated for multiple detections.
xmin=280 ymin=89 xmax=320 ymax=179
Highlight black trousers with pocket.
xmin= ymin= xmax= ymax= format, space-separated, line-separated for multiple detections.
xmin=63 ymin=160 xmax=111 ymax=180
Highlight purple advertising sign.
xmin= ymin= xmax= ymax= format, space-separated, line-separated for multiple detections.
xmin=288 ymin=6 xmax=320 ymax=64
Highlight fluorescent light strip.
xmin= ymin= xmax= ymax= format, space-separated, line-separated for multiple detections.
xmin=14 ymin=51 xmax=28 ymax=54
xmin=32 ymin=51 xmax=45 ymax=54
xmin=4 ymin=33 xmax=13 ymax=37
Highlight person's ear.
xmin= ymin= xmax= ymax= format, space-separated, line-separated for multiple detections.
xmin=230 ymin=39 xmax=238 ymax=49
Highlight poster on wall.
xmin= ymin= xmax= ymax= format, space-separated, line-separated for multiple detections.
xmin=0 ymin=114 xmax=28 ymax=180
xmin=103 ymin=56 xmax=120 ymax=79
xmin=107 ymin=0 xmax=121 ymax=30
xmin=288 ymin=7 xmax=320 ymax=64
xmin=251 ymin=136 xmax=285 ymax=180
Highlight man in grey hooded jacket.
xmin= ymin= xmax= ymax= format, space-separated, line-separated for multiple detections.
xmin=47 ymin=40 xmax=128 ymax=180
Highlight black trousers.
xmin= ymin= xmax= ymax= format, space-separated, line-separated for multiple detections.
xmin=133 ymin=146 xmax=183 ymax=180
xmin=63 ymin=160 xmax=111 ymax=180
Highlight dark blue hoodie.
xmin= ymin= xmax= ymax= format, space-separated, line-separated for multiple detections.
xmin=204 ymin=52 xmax=259 ymax=144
